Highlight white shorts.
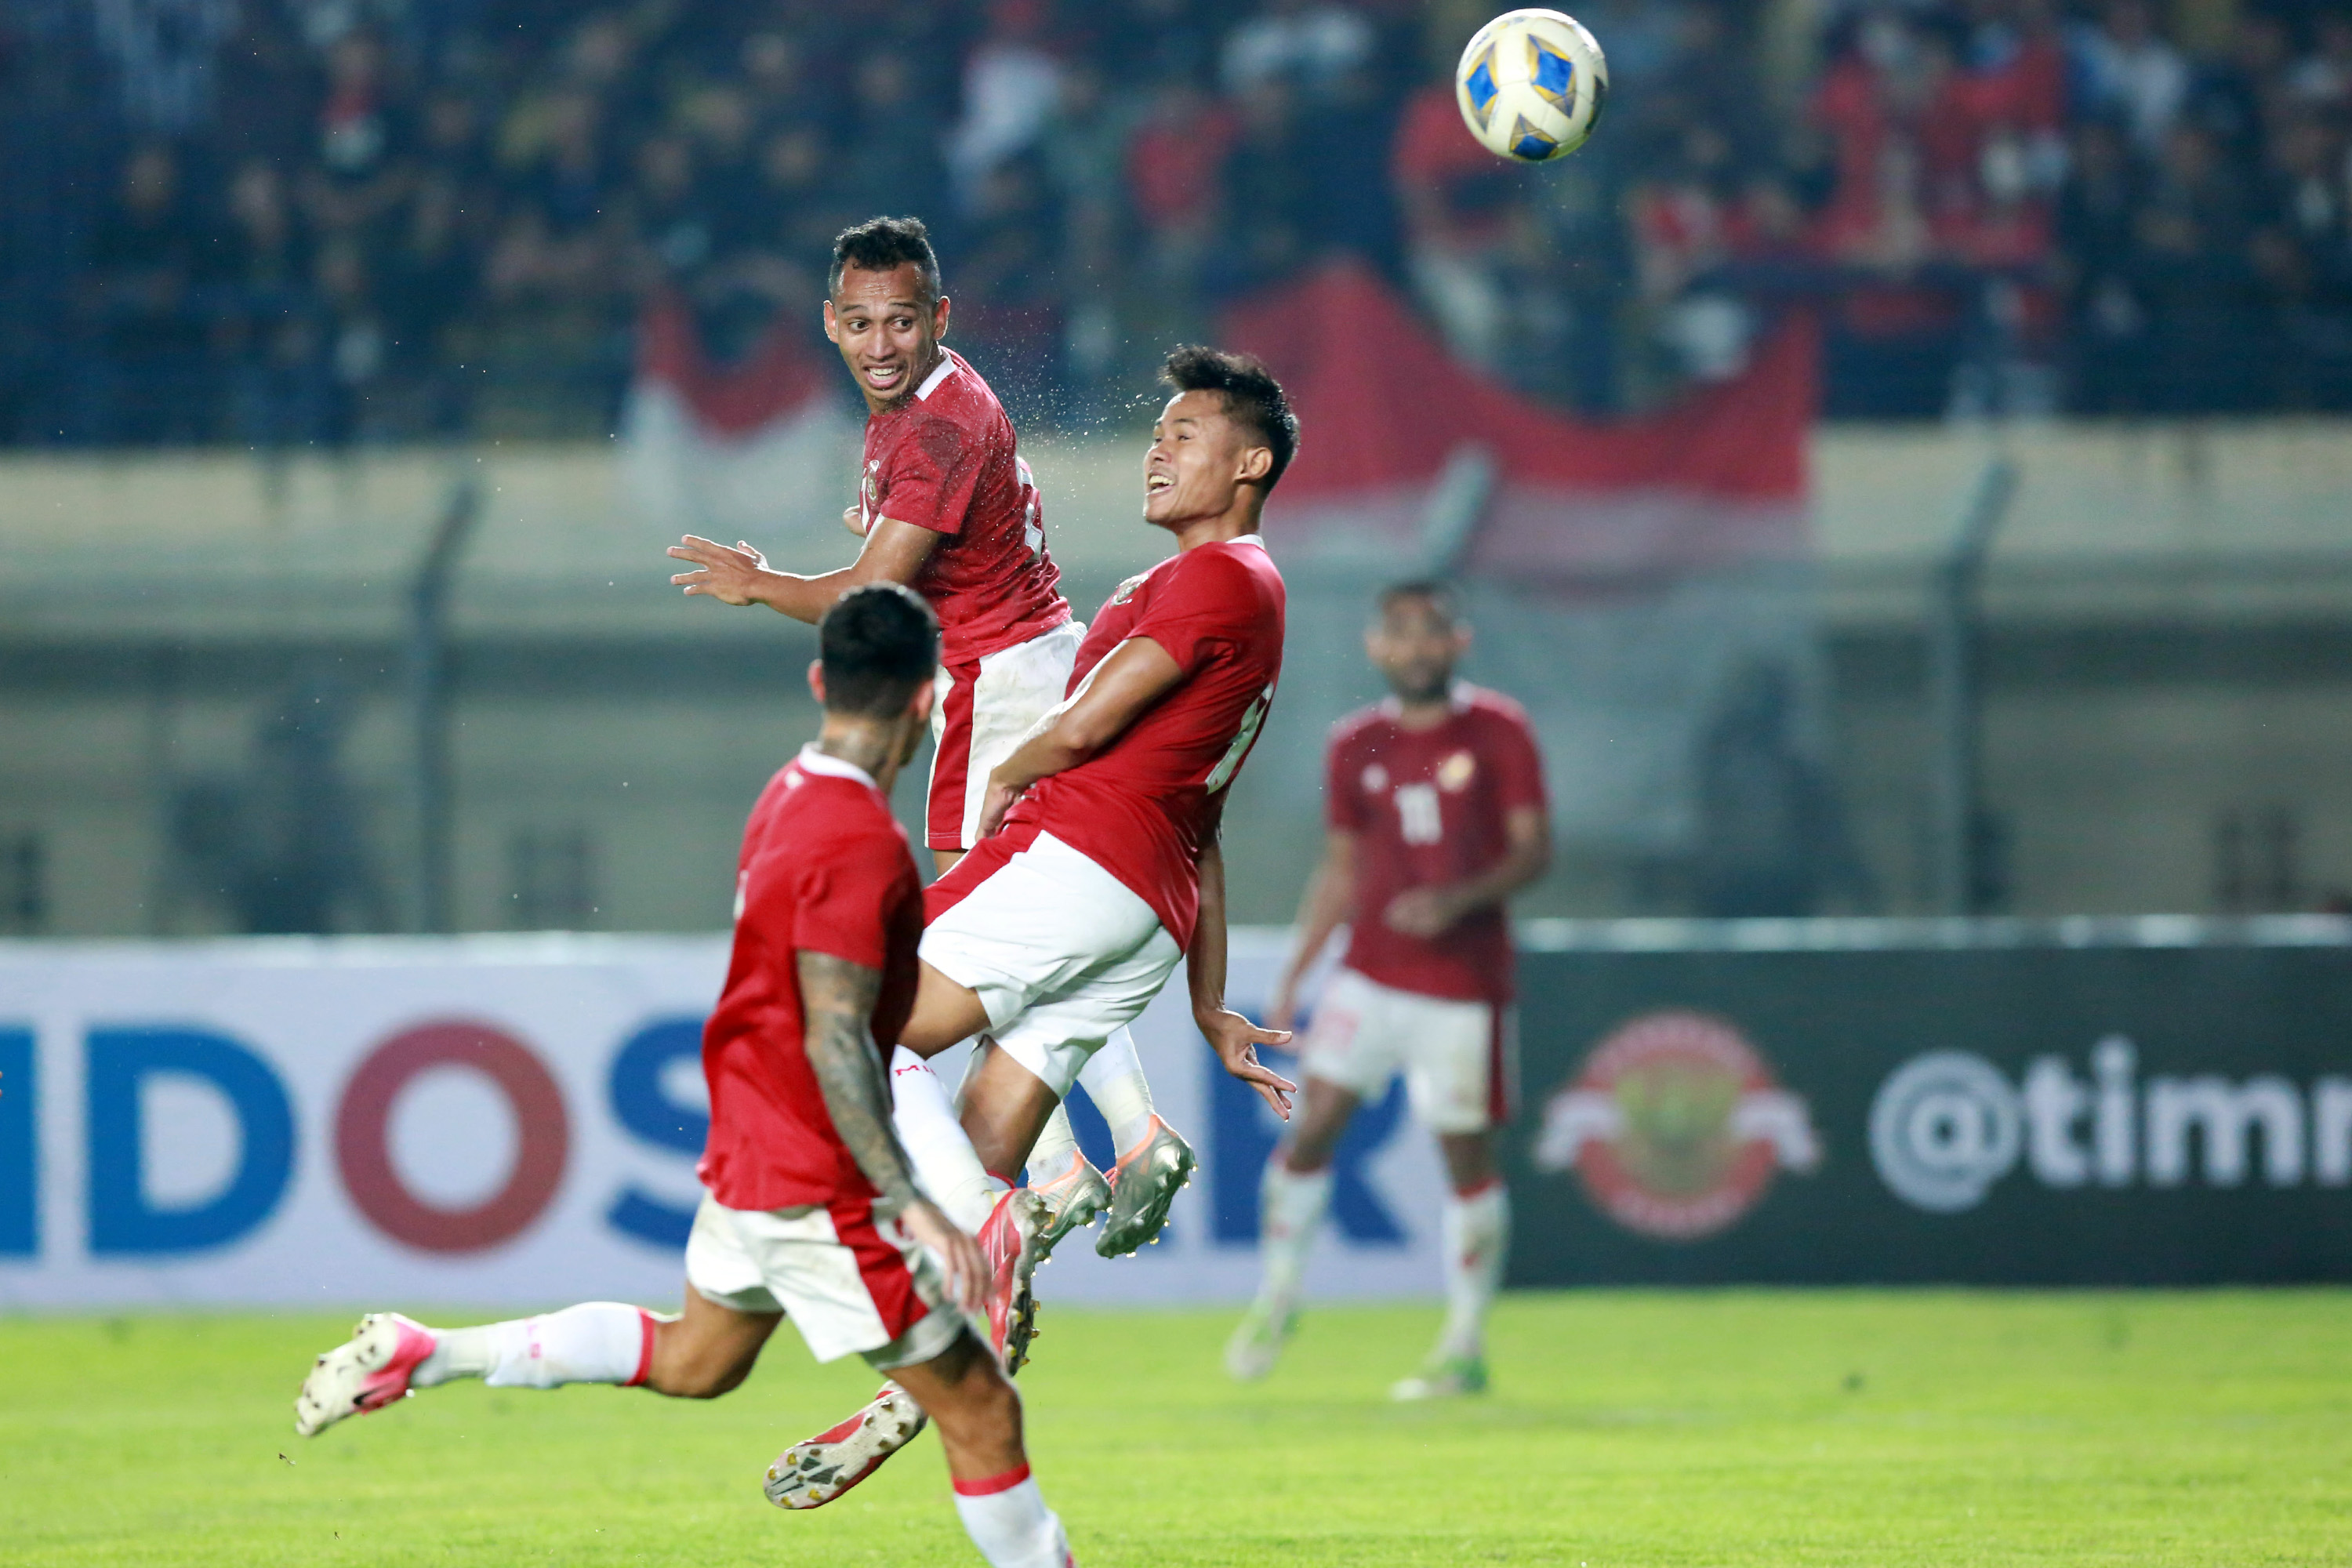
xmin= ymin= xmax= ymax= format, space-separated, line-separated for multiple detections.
xmin=927 ymin=619 xmax=1086 ymax=852
xmin=683 ymin=1191 xmax=967 ymax=1370
xmin=1300 ymin=967 xmax=1514 ymax=1134
xmin=920 ymin=829 xmax=1182 ymax=1098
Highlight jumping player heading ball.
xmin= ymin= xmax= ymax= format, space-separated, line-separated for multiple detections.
xmin=666 ymin=216 xmax=1188 ymax=1268
xmin=772 ymin=344 xmax=1305 ymax=1503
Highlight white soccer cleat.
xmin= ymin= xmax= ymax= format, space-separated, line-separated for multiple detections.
xmin=1223 ymin=1299 xmax=1297 ymax=1382
xmin=294 ymin=1312 xmax=439 ymax=1436
xmin=1389 ymin=1352 xmax=1489 ymax=1402
xmin=1030 ymin=1150 xmax=1111 ymax=1260
xmin=1096 ymin=1116 xmax=1195 ymax=1258
xmin=765 ymin=1385 xmax=928 ymax=1510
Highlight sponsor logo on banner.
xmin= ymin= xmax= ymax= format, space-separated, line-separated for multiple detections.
xmin=2 ymin=931 xmax=1445 ymax=1306
xmin=1533 ymin=1010 xmax=1820 ymax=1239
xmin=1870 ymin=1036 xmax=2352 ymax=1211
xmin=3 ymin=1014 xmax=711 ymax=1261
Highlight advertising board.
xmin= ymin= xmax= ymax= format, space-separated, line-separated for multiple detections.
xmin=1505 ymin=920 xmax=2352 ymax=1284
xmin=12 ymin=918 xmax=2340 ymax=1308
xmin=0 ymin=932 xmax=1443 ymax=1309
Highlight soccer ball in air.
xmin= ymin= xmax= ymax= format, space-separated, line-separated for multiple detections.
xmin=1455 ymin=9 xmax=1609 ymax=164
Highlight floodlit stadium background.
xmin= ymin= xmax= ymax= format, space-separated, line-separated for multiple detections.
xmin=5 ymin=0 xmax=2351 ymax=1314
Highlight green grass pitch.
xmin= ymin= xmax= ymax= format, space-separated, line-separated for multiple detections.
xmin=2 ymin=1291 xmax=2347 ymax=1566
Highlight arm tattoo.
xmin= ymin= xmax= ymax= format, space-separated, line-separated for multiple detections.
xmin=796 ymin=950 xmax=921 ymax=1216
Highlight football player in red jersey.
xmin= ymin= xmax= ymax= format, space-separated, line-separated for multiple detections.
xmin=666 ymin=216 xmax=1179 ymax=1265
xmin=295 ymin=586 xmax=1083 ymax=1566
xmin=773 ymin=346 xmax=1303 ymax=1501
xmin=1228 ymin=581 xmax=1552 ymax=1399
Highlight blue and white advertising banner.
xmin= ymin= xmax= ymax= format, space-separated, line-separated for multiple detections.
xmin=0 ymin=932 xmax=1443 ymax=1310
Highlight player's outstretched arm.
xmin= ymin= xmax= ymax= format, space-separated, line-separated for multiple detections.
xmin=1269 ymin=829 xmax=1357 ymax=1032
xmin=1385 ymin=804 xmax=1554 ymax=938
xmin=975 ymin=634 xmax=1186 ymax=836
xmin=667 ymin=518 xmax=938 ymax=623
xmin=796 ymin=949 xmax=986 ymax=1313
xmin=1189 ymin=834 xmax=1298 ymax=1120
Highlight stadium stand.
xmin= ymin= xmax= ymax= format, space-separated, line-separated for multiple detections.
xmin=6 ymin=0 xmax=2352 ymax=445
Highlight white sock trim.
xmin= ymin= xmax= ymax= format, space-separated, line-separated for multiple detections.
xmin=1439 ymin=1182 xmax=1509 ymax=1359
xmin=1026 ymin=1100 xmax=1081 ymax=1178
xmin=1258 ymin=1160 xmax=1333 ymax=1308
xmin=1078 ymin=1026 xmax=1158 ymax=1153
xmin=952 ymin=1472 xmax=1073 ymax=1568
xmin=459 ymin=1302 xmax=652 ymax=1389
xmin=891 ymin=1046 xmax=1001 ymax=1232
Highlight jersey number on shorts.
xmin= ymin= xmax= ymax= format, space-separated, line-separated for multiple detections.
xmin=1395 ymin=782 xmax=1443 ymax=844
xmin=1205 ymin=683 xmax=1274 ymax=793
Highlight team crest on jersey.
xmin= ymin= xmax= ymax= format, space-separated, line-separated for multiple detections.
xmin=1361 ymin=763 xmax=1388 ymax=793
xmin=1532 ymin=1010 xmax=1820 ymax=1240
xmin=1436 ymin=750 xmax=1477 ymax=792
xmin=860 ymin=458 xmax=881 ymax=518
xmin=1106 ymin=572 xmax=1149 ymax=608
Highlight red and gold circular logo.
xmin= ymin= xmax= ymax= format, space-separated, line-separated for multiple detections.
xmin=1533 ymin=1010 xmax=1819 ymax=1240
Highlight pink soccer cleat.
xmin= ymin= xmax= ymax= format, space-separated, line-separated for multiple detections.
xmin=977 ymin=1188 xmax=1049 ymax=1374
xmin=293 ymin=1312 xmax=438 ymax=1436
xmin=765 ymin=1385 xmax=929 ymax=1510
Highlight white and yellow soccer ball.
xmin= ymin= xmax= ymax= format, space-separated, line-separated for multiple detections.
xmin=1454 ymin=9 xmax=1609 ymax=164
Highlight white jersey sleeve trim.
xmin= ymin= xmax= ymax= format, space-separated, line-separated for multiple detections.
xmin=914 ymin=354 xmax=957 ymax=401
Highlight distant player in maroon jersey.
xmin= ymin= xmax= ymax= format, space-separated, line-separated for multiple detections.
xmin=293 ymin=587 xmax=1083 ymax=1566
xmin=667 ymin=214 xmax=1181 ymax=1275
xmin=1228 ymin=580 xmax=1552 ymax=1400
xmin=772 ymin=346 xmax=1302 ymax=1501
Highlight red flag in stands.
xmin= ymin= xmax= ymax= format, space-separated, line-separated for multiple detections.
xmin=622 ymin=292 xmax=856 ymax=538
xmin=1222 ymin=262 xmax=1815 ymax=578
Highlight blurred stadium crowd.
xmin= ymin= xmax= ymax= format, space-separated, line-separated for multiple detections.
xmin=7 ymin=0 xmax=2352 ymax=445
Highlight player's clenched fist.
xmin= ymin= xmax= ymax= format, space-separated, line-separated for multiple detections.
xmin=667 ymin=535 xmax=771 ymax=604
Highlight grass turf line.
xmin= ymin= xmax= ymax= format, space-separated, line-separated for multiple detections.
xmin=0 ymin=1291 xmax=2345 ymax=1566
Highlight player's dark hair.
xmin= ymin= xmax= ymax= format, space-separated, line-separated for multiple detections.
xmin=819 ymin=583 xmax=938 ymax=717
xmin=829 ymin=216 xmax=942 ymax=305
xmin=1161 ymin=345 xmax=1300 ymax=492
xmin=1378 ymin=579 xmax=1459 ymax=624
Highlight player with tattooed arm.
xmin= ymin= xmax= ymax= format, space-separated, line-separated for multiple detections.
xmin=293 ymin=586 xmax=1080 ymax=1567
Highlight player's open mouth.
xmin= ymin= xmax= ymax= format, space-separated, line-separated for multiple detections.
xmin=1146 ymin=475 xmax=1172 ymax=493
xmin=863 ymin=363 xmax=905 ymax=390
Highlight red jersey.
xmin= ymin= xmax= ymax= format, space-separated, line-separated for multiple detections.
xmin=942 ymin=535 xmax=1285 ymax=948
xmin=698 ymin=746 xmax=925 ymax=1212
xmin=1328 ymin=685 xmax=1548 ymax=1004
xmin=858 ymin=347 xmax=1070 ymax=666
